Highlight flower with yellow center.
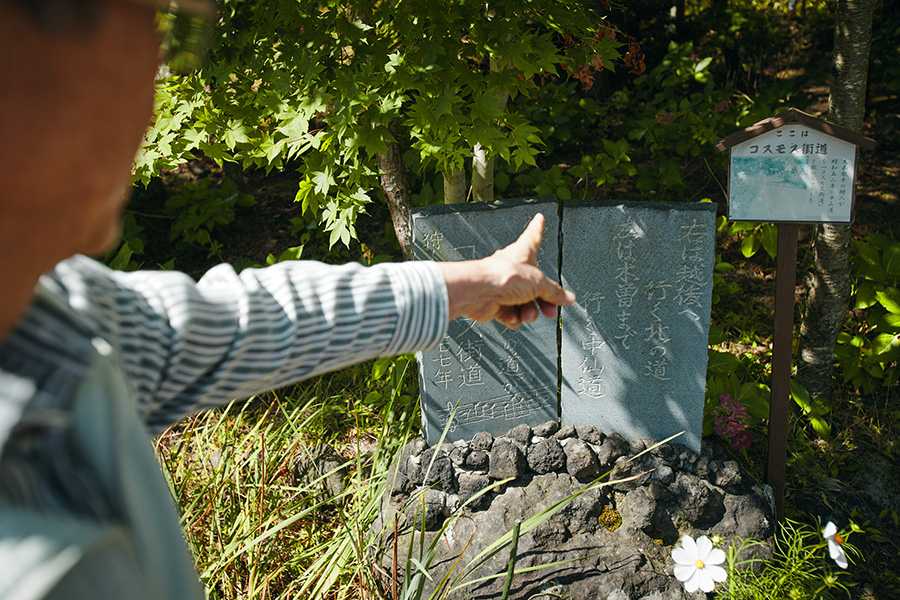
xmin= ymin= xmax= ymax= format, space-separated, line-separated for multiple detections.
xmin=671 ymin=534 xmax=727 ymax=593
xmin=823 ymin=521 xmax=849 ymax=569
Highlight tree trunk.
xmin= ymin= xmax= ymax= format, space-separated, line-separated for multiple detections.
xmin=471 ymin=58 xmax=510 ymax=203
xmin=471 ymin=143 xmax=494 ymax=203
xmin=376 ymin=122 xmax=413 ymax=259
xmin=443 ymin=168 xmax=466 ymax=204
xmin=797 ymin=0 xmax=875 ymax=398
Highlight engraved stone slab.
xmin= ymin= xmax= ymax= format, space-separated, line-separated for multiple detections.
xmin=559 ymin=200 xmax=716 ymax=452
xmin=412 ymin=198 xmax=560 ymax=444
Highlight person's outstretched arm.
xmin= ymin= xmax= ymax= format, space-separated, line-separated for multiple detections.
xmin=41 ymin=213 xmax=571 ymax=432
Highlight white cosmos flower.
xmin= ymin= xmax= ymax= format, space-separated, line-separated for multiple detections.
xmin=672 ymin=534 xmax=728 ymax=593
xmin=823 ymin=521 xmax=849 ymax=569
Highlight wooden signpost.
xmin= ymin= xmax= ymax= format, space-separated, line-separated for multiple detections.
xmin=715 ymin=108 xmax=876 ymax=519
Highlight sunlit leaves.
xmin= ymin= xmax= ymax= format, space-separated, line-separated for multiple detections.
xmin=134 ymin=0 xmax=628 ymax=245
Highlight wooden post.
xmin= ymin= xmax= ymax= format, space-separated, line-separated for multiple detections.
xmin=767 ymin=222 xmax=799 ymax=520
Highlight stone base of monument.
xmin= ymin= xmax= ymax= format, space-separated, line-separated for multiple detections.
xmin=371 ymin=424 xmax=775 ymax=600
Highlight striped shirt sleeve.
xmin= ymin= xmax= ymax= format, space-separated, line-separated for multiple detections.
xmin=45 ymin=255 xmax=448 ymax=433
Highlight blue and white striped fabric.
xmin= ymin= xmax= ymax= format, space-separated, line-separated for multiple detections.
xmin=0 ymin=254 xmax=448 ymax=511
xmin=45 ymin=255 xmax=449 ymax=433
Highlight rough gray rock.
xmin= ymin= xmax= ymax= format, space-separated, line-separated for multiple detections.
xmin=563 ymin=437 xmax=601 ymax=480
xmin=533 ymin=420 xmax=560 ymax=438
xmin=465 ymin=449 xmax=489 ymax=470
xmin=489 ymin=438 xmax=527 ymax=481
xmin=420 ymin=447 xmax=458 ymax=493
xmin=527 ymin=438 xmax=567 ymax=475
xmin=404 ymin=488 xmax=460 ymax=530
xmin=597 ymin=432 xmax=630 ymax=468
xmin=713 ymin=460 xmax=743 ymax=489
xmin=458 ymin=471 xmax=492 ymax=510
xmin=576 ymin=424 xmax=606 ymax=445
xmin=553 ymin=424 xmax=577 ymax=440
xmin=399 ymin=437 xmax=429 ymax=483
xmin=471 ymin=431 xmax=494 ymax=451
xmin=448 ymin=444 xmax=470 ymax=467
xmin=623 ymin=486 xmax=657 ymax=534
xmin=373 ymin=428 xmax=776 ymax=600
xmin=505 ymin=423 xmax=533 ymax=447
xmin=291 ymin=443 xmax=347 ymax=499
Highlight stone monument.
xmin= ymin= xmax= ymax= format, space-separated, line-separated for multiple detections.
xmin=411 ymin=197 xmax=560 ymax=443
xmin=412 ymin=198 xmax=716 ymax=452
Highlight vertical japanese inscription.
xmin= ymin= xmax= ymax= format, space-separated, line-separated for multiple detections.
xmin=411 ymin=199 xmax=560 ymax=443
xmin=614 ymin=220 xmax=641 ymax=349
xmin=560 ymin=201 xmax=716 ymax=452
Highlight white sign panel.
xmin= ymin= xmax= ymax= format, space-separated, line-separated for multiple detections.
xmin=728 ymin=123 xmax=857 ymax=223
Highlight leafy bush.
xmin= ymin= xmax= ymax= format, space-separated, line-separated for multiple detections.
xmin=837 ymin=233 xmax=900 ymax=394
xmin=105 ymin=212 xmax=148 ymax=271
xmin=610 ymin=41 xmax=738 ymax=195
xmin=704 ymin=346 xmax=770 ymax=441
xmin=867 ymin=12 xmax=900 ymax=102
xmin=164 ymin=177 xmax=255 ymax=257
xmin=501 ymin=40 xmax=758 ymax=201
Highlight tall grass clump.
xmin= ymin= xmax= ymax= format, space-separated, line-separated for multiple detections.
xmin=156 ymin=394 xmax=330 ymax=599
xmin=154 ymin=356 xmax=423 ymax=600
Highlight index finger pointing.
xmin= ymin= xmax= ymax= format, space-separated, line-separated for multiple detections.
xmin=538 ymin=278 xmax=575 ymax=309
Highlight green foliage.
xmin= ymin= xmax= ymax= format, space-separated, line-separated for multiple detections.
xmin=705 ymin=214 xmax=769 ymax=448
xmin=729 ymin=221 xmax=779 ymax=261
xmin=514 ymin=164 xmax=575 ymax=200
xmin=712 ymin=215 xmax=740 ymax=305
xmin=159 ymin=396 xmax=326 ymax=599
xmin=157 ymin=356 xmax=419 ymax=600
xmin=504 ymin=39 xmax=767 ymax=201
xmin=265 ymin=245 xmax=304 ymax=266
xmin=137 ymin=0 xmax=628 ymax=246
xmin=836 ymin=233 xmax=900 ymax=394
xmin=105 ymin=212 xmax=147 ymax=271
xmin=868 ymin=12 xmax=900 ymax=98
xmin=790 ymin=380 xmax=832 ymax=439
xmin=704 ymin=349 xmax=770 ymax=438
xmin=720 ymin=519 xmax=861 ymax=600
xmin=613 ymin=41 xmax=737 ymax=195
xmin=164 ymin=177 xmax=255 ymax=256
xmin=294 ymin=375 xmax=420 ymax=599
xmin=561 ymin=137 xmax=637 ymax=199
xmin=503 ymin=81 xmax=638 ymax=199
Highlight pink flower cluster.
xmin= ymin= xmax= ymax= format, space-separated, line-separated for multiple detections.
xmin=713 ymin=394 xmax=753 ymax=452
xmin=654 ymin=111 xmax=675 ymax=126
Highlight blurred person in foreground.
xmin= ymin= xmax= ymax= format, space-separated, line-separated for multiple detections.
xmin=0 ymin=0 xmax=574 ymax=597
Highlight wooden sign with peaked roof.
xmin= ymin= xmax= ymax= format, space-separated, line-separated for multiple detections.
xmin=715 ymin=108 xmax=876 ymax=224
xmin=715 ymin=108 xmax=876 ymax=520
